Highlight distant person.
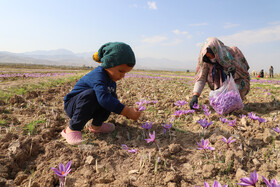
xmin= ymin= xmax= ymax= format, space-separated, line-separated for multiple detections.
xmin=190 ymin=37 xmax=250 ymax=109
xmin=259 ymin=69 xmax=264 ymax=78
xmin=269 ymin=66 xmax=274 ymax=78
xmin=62 ymin=42 xmax=141 ymax=145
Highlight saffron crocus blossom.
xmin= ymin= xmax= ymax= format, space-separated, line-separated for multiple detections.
xmin=121 ymin=144 xmax=138 ymax=153
xmin=136 ymin=100 xmax=144 ymax=105
xmin=152 ymin=100 xmax=158 ymax=104
xmin=192 ymin=103 xmax=199 ymax=110
xmin=248 ymin=112 xmax=259 ymax=120
xmin=173 ymin=110 xmax=183 ymax=117
xmin=141 ymin=122 xmax=153 ymax=130
xmin=197 ymin=119 xmax=213 ymax=129
xmin=228 ymin=119 xmax=237 ymax=127
xmin=183 ymin=109 xmax=195 ymax=114
xmin=145 ymin=131 xmax=155 ymax=143
xmin=257 ymin=117 xmax=267 ymax=124
xmin=221 ymin=136 xmax=236 ymax=149
xmin=273 ymin=126 xmax=280 ymax=134
xmin=197 ymin=139 xmax=215 ymax=151
xmin=220 ymin=117 xmax=228 ymax=124
xmin=239 ymin=114 xmax=246 ymax=118
xmin=203 ymin=108 xmax=211 ymax=117
xmin=262 ymin=176 xmax=280 ymax=187
xmin=136 ymin=99 xmax=158 ymax=105
xmin=138 ymin=104 xmax=146 ymax=111
xmin=51 ymin=161 xmax=72 ymax=187
xmin=202 ymin=104 xmax=208 ymax=111
xmin=203 ymin=180 xmax=228 ymax=187
xmin=162 ymin=123 xmax=172 ymax=134
xmin=174 ymin=100 xmax=188 ymax=107
xmin=237 ymin=170 xmax=258 ymax=186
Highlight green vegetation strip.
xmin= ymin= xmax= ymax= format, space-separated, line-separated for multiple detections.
xmin=0 ymin=73 xmax=85 ymax=102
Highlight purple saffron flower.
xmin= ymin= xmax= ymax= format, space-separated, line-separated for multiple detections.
xmin=197 ymin=139 xmax=215 ymax=151
xmin=221 ymin=136 xmax=237 ymax=149
xmin=138 ymin=104 xmax=146 ymax=111
xmin=239 ymin=114 xmax=246 ymax=118
xmin=136 ymin=100 xmax=144 ymax=105
xmin=51 ymin=161 xmax=72 ymax=178
xmin=257 ymin=117 xmax=267 ymax=124
xmin=248 ymin=112 xmax=259 ymax=120
xmin=262 ymin=176 xmax=280 ymax=187
xmin=162 ymin=123 xmax=172 ymax=134
xmin=193 ymin=103 xmax=200 ymax=110
xmin=273 ymin=126 xmax=280 ymax=134
xmin=152 ymin=100 xmax=158 ymax=104
xmin=220 ymin=117 xmax=228 ymax=124
xmin=202 ymin=104 xmax=208 ymax=111
xmin=145 ymin=131 xmax=155 ymax=143
xmin=128 ymin=149 xmax=138 ymax=153
xmin=183 ymin=109 xmax=195 ymax=114
xmin=227 ymin=119 xmax=237 ymax=127
xmin=204 ymin=180 xmax=228 ymax=187
xmin=174 ymin=100 xmax=188 ymax=107
xmin=51 ymin=161 xmax=72 ymax=187
xmin=203 ymin=108 xmax=211 ymax=117
xmin=141 ymin=122 xmax=153 ymax=129
xmin=197 ymin=119 xmax=213 ymax=129
xmin=121 ymin=144 xmax=129 ymax=150
xmin=237 ymin=170 xmax=258 ymax=186
xmin=173 ymin=110 xmax=183 ymax=117
xmin=121 ymin=144 xmax=138 ymax=153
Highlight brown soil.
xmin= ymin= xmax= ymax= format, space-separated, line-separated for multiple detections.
xmin=0 ymin=72 xmax=280 ymax=187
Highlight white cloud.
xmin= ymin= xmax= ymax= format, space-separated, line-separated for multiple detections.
xmin=173 ymin=29 xmax=180 ymax=35
xmin=172 ymin=29 xmax=192 ymax=39
xmin=148 ymin=1 xmax=157 ymax=10
xmin=269 ymin=21 xmax=280 ymax=25
xmin=189 ymin=23 xmax=208 ymax=27
xmin=163 ymin=39 xmax=184 ymax=46
xmin=223 ymin=22 xmax=240 ymax=29
xmin=219 ymin=25 xmax=280 ymax=46
xmin=142 ymin=35 xmax=167 ymax=44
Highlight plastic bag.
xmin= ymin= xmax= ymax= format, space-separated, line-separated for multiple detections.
xmin=209 ymin=74 xmax=244 ymax=115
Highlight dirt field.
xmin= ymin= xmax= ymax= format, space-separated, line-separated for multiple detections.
xmin=0 ymin=67 xmax=280 ymax=186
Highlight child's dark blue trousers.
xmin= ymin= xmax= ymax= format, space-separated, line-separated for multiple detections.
xmin=64 ymin=89 xmax=110 ymax=131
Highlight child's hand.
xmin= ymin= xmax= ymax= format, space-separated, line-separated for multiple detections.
xmin=121 ymin=106 xmax=141 ymax=120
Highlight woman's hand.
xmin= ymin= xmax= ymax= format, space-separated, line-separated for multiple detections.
xmin=189 ymin=95 xmax=198 ymax=109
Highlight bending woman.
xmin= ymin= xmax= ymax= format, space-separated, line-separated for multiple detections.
xmin=189 ymin=37 xmax=250 ymax=109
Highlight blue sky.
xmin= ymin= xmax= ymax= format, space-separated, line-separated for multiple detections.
xmin=1 ymin=0 xmax=280 ymax=73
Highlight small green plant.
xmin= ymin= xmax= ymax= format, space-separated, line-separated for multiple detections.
xmin=226 ymin=160 xmax=233 ymax=174
xmin=24 ymin=119 xmax=45 ymax=135
xmin=0 ymin=119 xmax=7 ymax=126
xmin=154 ymin=153 xmax=160 ymax=174
xmin=192 ymin=164 xmax=196 ymax=176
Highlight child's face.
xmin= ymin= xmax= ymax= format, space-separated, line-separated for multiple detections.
xmin=105 ymin=64 xmax=133 ymax=82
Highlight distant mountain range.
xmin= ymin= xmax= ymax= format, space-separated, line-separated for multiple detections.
xmin=0 ymin=49 xmax=194 ymax=71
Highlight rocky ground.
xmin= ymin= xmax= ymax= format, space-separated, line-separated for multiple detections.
xmin=0 ymin=70 xmax=280 ymax=187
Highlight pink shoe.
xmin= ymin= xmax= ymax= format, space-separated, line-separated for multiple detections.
xmin=61 ymin=129 xmax=82 ymax=145
xmin=88 ymin=123 xmax=115 ymax=133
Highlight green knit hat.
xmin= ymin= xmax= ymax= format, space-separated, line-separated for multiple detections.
xmin=93 ymin=42 xmax=136 ymax=68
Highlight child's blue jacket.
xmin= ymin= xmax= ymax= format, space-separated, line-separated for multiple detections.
xmin=63 ymin=66 xmax=125 ymax=114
